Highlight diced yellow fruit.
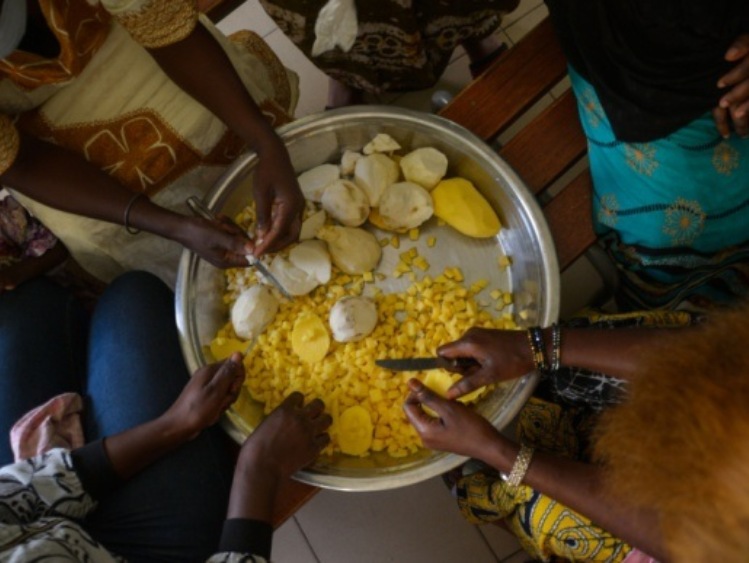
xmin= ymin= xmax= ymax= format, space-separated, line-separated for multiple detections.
xmin=363 ymin=271 xmax=374 ymax=282
xmin=409 ymin=228 xmax=419 ymax=240
xmin=291 ymin=313 xmax=330 ymax=363
xmin=338 ymin=405 xmax=373 ymax=456
xmin=432 ymin=178 xmax=501 ymax=238
xmin=498 ymin=255 xmax=512 ymax=268
xmin=427 ymin=236 xmax=436 ymax=247
xmin=209 ymin=337 xmax=247 ymax=361
xmin=391 ymin=235 xmax=400 ymax=249
xmin=422 ymin=370 xmax=454 ymax=397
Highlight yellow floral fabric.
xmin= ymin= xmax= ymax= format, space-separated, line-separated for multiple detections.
xmin=455 ymin=398 xmax=630 ymax=562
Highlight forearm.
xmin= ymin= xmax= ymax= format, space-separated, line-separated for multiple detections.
xmin=543 ymin=325 xmax=690 ymax=381
xmin=2 ymin=241 xmax=69 ymax=284
xmin=226 ymin=457 xmax=280 ymax=522
xmin=148 ymin=22 xmax=282 ymax=155
xmin=481 ymin=434 xmax=668 ymax=561
xmin=103 ymin=415 xmax=193 ymax=481
xmin=1 ymin=134 xmax=185 ymax=239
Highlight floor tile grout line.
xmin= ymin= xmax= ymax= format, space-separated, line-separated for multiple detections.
xmin=474 ymin=525 xmax=503 ymax=563
xmin=500 ymin=548 xmax=526 ymax=562
xmin=291 ymin=515 xmax=322 ymax=563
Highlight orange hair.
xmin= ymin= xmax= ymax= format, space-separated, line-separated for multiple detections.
xmin=594 ymin=303 xmax=749 ymax=562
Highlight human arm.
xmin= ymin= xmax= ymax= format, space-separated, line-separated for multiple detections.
xmin=439 ymin=324 xmax=689 ymax=399
xmin=403 ymin=379 xmax=668 ymax=561
xmin=215 ymin=392 xmax=331 ymax=559
xmin=714 ymin=33 xmax=749 ymax=138
xmin=0 ymin=133 xmax=253 ymax=269
xmin=146 ymin=19 xmax=303 ymax=255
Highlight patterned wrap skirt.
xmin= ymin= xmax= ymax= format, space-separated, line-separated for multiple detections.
xmin=569 ymin=66 xmax=749 ymax=311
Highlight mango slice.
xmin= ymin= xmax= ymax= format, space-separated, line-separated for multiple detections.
xmin=291 ymin=313 xmax=330 ymax=363
xmin=432 ymin=177 xmax=501 ymax=238
xmin=338 ymin=405 xmax=373 ymax=456
xmin=209 ymin=337 xmax=247 ymax=361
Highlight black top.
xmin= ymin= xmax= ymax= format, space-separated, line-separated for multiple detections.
xmin=545 ymin=0 xmax=749 ymax=141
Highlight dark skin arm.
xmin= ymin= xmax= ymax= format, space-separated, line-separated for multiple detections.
xmin=148 ymin=22 xmax=304 ymax=255
xmin=403 ymin=379 xmax=668 ymax=561
xmin=103 ymin=354 xmax=244 ymax=480
xmin=0 ymin=134 xmax=252 ymax=269
xmin=227 ymin=393 xmax=331 ymax=522
xmin=439 ymin=325 xmax=693 ymax=399
xmin=0 ymin=239 xmax=68 ymax=292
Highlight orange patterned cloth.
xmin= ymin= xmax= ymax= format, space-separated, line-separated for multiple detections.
xmin=0 ymin=0 xmax=298 ymax=285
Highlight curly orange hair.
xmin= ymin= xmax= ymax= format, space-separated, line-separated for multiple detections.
xmin=594 ymin=303 xmax=749 ymax=562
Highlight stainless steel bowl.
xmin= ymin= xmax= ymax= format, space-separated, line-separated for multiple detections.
xmin=175 ymin=106 xmax=559 ymax=491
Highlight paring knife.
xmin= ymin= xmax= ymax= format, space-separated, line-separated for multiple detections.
xmin=375 ymin=356 xmax=479 ymax=372
xmin=185 ymin=196 xmax=293 ymax=300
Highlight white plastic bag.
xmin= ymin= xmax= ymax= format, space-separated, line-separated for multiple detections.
xmin=311 ymin=0 xmax=358 ymax=57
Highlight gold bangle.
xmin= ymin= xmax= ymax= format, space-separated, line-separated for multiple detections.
xmin=124 ymin=192 xmax=146 ymax=235
xmin=504 ymin=444 xmax=534 ymax=487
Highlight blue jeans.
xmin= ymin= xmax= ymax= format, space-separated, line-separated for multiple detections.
xmin=0 ymin=272 xmax=234 ymax=562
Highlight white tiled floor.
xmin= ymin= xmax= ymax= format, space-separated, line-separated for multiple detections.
xmin=217 ymin=3 xmax=601 ymax=561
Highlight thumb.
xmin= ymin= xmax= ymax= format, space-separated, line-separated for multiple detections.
xmin=406 ymin=378 xmax=452 ymax=419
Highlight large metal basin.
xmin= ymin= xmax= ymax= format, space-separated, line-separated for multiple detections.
xmin=175 ymin=106 xmax=559 ymax=491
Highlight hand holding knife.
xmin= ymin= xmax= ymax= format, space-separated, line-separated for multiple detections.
xmin=186 ymin=196 xmax=293 ymax=300
xmin=375 ymin=356 xmax=479 ymax=372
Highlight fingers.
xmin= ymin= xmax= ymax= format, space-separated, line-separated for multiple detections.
xmin=446 ymin=374 xmax=490 ymax=400
xmin=304 ymin=397 xmax=326 ymax=418
xmin=713 ymin=107 xmax=732 ymax=139
xmin=282 ymin=391 xmax=305 ymax=409
xmin=724 ymin=33 xmax=749 ymax=63
xmin=253 ymin=206 xmax=302 ymax=256
xmin=205 ymin=354 xmax=246 ymax=396
xmin=405 ymin=378 xmax=452 ymax=420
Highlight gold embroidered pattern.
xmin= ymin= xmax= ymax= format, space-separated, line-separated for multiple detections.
xmin=0 ymin=115 xmax=19 ymax=175
xmin=597 ymin=193 xmax=619 ymax=228
xmin=116 ymin=0 xmax=198 ymax=49
xmin=662 ymin=198 xmax=705 ymax=246
xmin=0 ymin=0 xmax=110 ymax=91
xmin=625 ymin=143 xmax=658 ymax=176
xmin=20 ymin=108 xmax=201 ymax=196
xmin=713 ymin=141 xmax=740 ymax=176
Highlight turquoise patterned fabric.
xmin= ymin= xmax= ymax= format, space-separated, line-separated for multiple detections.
xmin=569 ymin=66 xmax=749 ymax=310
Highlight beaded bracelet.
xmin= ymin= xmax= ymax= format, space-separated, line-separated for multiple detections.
xmin=124 ymin=192 xmax=146 ymax=235
xmin=550 ymin=323 xmax=562 ymax=371
xmin=526 ymin=326 xmax=548 ymax=372
xmin=502 ymin=444 xmax=534 ymax=487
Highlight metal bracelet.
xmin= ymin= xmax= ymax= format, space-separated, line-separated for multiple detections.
xmin=124 ymin=192 xmax=146 ymax=235
xmin=526 ymin=326 xmax=548 ymax=372
xmin=505 ymin=444 xmax=534 ymax=487
xmin=550 ymin=323 xmax=562 ymax=371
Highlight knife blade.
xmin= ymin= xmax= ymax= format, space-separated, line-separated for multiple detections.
xmin=186 ymin=196 xmax=293 ymax=300
xmin=375 ymin=356 xmax=478 ymax=372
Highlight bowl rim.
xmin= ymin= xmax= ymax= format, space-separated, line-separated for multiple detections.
xmin=175 ymin=106 xmax=560 ymax=491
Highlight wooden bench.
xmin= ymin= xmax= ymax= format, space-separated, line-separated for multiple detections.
xmin=198 ymin=0 xmax=247 ymax=23
xmin=439 ymin=17 xmax=597 ymax=273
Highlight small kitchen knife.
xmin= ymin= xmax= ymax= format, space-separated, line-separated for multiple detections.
xmin=375 ymin=356 xmax=478 ymax=372
xmin=186 ymin=196 xmax=293 ymax=300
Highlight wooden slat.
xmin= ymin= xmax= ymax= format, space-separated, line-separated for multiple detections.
xmin=500 ymin=91 xmax=587 ymax=196
xmin=197 ymin=0 xmax=246 ymax=22
xmin=272 ymin=480 xmax=318 ymax=528
xmin=438 ymin=18 xmax=568 ymax=142
xmin=542 ymin=171 xmax=597 ymax=271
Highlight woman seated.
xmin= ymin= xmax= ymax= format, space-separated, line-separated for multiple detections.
xmin=405 ymin=306 xmax=749 ymax=561
xmin=0 ymin=271 xmax=330 ymax=561
xmin=0 ymin=0 xmax=304 ymax=288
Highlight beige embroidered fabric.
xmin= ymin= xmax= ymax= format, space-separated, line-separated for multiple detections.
xmin=0 ymin=0 xmax=299 ymax=286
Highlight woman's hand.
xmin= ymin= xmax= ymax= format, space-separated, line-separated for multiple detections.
xmin=161 ymin=353 xmax=245 ymax=440
xmin=715 ymin=33 xmax=749 ymax=138
xmin=175 ymin=215 xmax=255 ymax=269
xmin=238 ymin=392 xmax=331 ymax=479
xmin=403 ymin=379 xmax=502 ymax=460
xmin=437 ymin=327 xmax=532 ymax=400
xmin=251 ymin=143 xmax=304 ymax=257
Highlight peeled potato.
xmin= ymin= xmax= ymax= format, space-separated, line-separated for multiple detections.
xmin=291 ymin=313 xmax=330 ymax=363
xmin=422 ymin=370 xmax=486 ymax=417
xmin=338 ymin=405 xmax=373 ymax=456
xmin=432 ymin=177 xmax=501 ymax=238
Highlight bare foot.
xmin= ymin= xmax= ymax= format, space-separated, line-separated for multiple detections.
xmin=326 ymin=77 xmax=365 ymax=109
